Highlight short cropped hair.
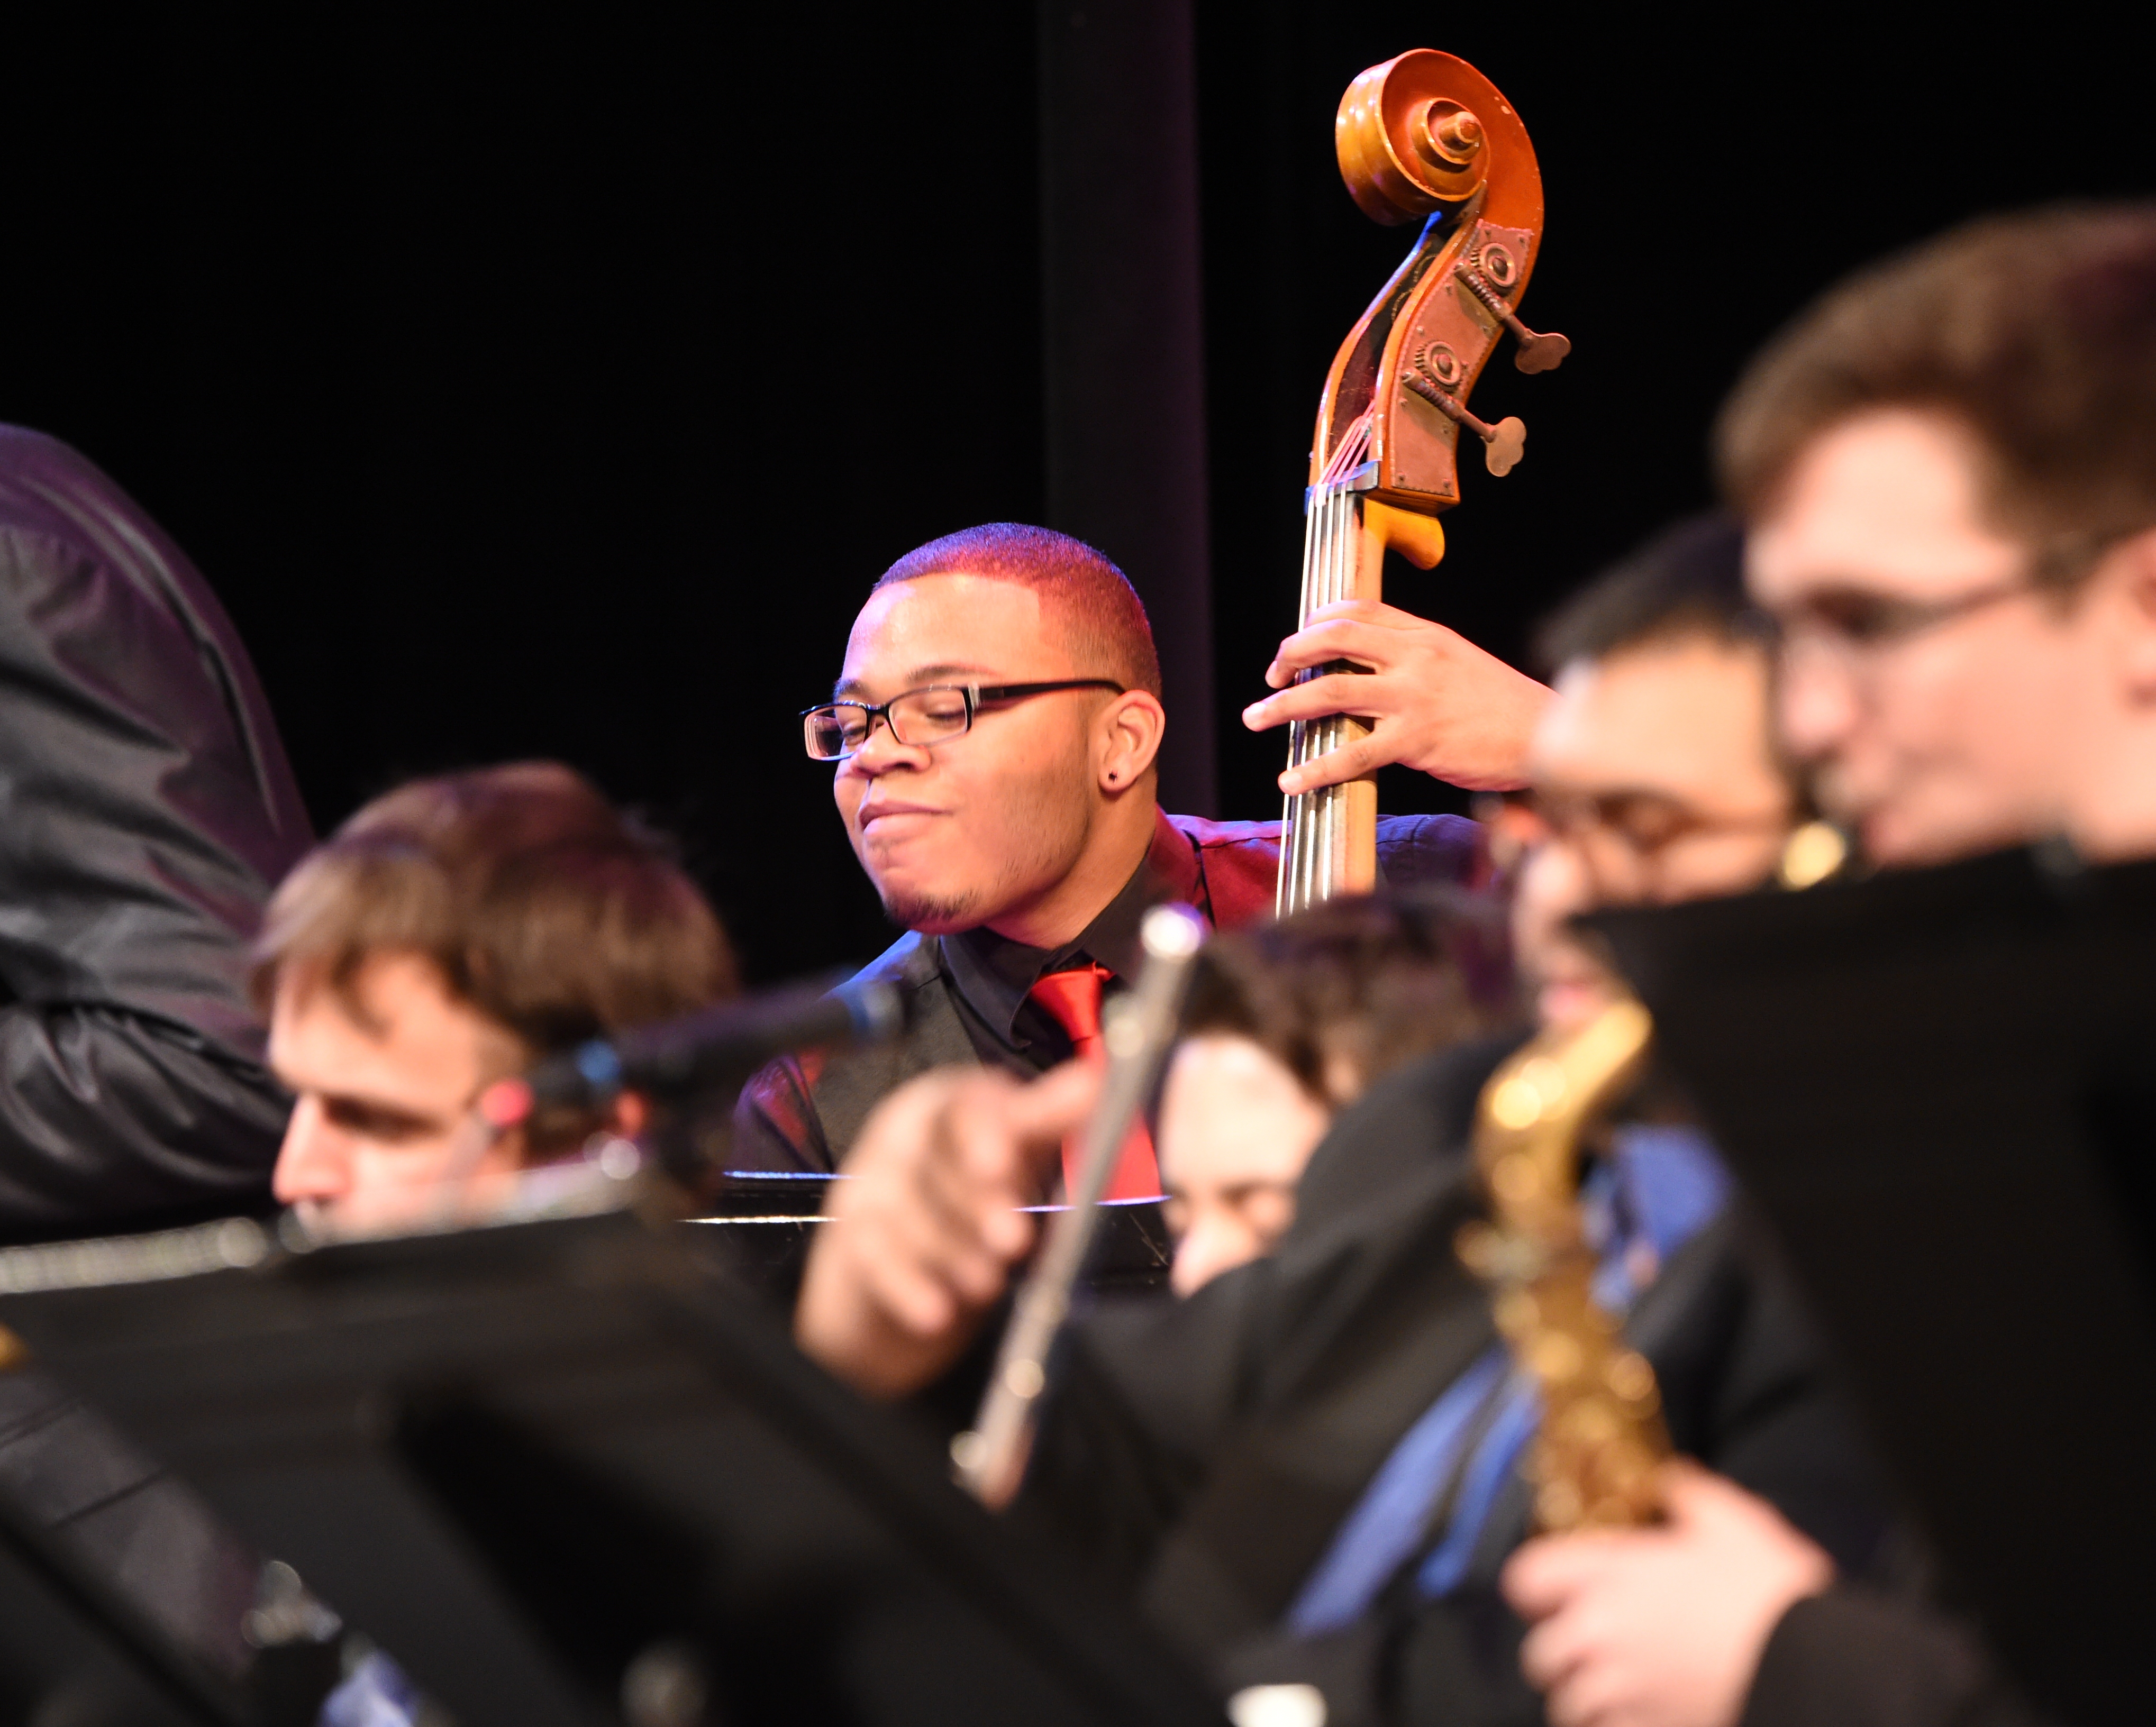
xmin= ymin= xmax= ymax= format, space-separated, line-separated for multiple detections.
xmin=254 ymin=764 xmax=735 ymax=1146
xmin=1533 ymin=513 xmax=1763 ymax=675
xmin=875 ymin=523 xmax=1163 ymax=698
xmin=1180 ymin=890 xmax=1512 ymax=1107
xmin=1717 ymin=202 xmax=2156 ymax=587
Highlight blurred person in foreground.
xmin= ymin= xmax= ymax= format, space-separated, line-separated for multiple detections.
xmin=1499 ymin=204 xmax=2156 ymax=1727
xmin=257 ymin=762 xmax=735 ymax=1237
xmin=795 ymin=517 xmax=1894 ymax=1726
xmin=252 ymin=763 xmax=737 ymax=1723
xmin=1156 ymin=891 xmax=1508 ymax=1294
xmin=0 ymin=763 xmax=735 ymax=1727
xmin=0 ymin=424 xmax=332 ymax=1716
xmin=0 ymin=426 xmax=313 ymax=1238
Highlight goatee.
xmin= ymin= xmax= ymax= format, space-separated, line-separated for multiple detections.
xmin=879 ymin=884 xmax=988 ymax=935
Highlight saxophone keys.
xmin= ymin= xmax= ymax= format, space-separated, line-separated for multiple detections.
xmin=1536 ymin=1479 xmax=1585 ymax=1529
xmin=1527 ymin=1330 xmax=1584 ymax=1385
xmin=1492 ymin=1285 xmax=1539 ymax=1340
xmin=1456 ymin=1221 xmax=1503 ymax=1278
xmin=1605 ymin=1350 xmax=1659 ymax=1408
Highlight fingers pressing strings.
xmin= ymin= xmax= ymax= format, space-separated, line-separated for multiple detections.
xmin=1243 ymin=599 xmax=1552 ymax=794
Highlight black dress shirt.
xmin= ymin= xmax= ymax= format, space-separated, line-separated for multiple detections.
xmin=940 ymin=848 xmax=1158 ymax=1073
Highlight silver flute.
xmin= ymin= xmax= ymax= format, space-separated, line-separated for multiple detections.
xmin=952 ymin=902 xmax=1207 ymax=1508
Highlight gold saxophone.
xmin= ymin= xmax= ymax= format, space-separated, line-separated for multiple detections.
xmin=1458 ymin=998 xmax=1668 ymax=1530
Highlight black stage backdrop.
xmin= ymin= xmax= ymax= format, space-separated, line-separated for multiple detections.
xmin=0 ymin=8 xmax=2148 ymax=983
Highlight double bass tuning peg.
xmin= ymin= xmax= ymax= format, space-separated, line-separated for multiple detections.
xmin=1455 ymin=245 xmax=1571 ymax=374
xmin=1403 ymin=370 xmax=1526 ymax=477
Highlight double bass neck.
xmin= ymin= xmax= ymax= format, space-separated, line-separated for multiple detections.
xmin=1274 ymin=48 xmax=1560 ymax=918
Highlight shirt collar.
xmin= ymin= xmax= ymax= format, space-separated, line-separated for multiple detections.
xmin=940 ymin=841 xmax=1163 ymax=1047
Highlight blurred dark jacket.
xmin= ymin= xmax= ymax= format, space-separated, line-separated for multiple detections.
xmin=0 ymin=426 xmax=310 ymax=1239
xmin=1743 ymin=1590 xmax=2059 ymax=1727
xmin=732 ymin=808 xmax=1482 ymax=1174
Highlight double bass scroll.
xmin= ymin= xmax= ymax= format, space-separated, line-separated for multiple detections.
xmin=1277 ymin=49 xmax=1568 ymax=916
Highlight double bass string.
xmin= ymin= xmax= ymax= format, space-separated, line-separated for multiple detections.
xmin=1285 ymin=482 xmax=1332 ymax=910
xmin=1315 ymin=480 xmax=1344 ymax=900
xmin=1290 ymin=441 xmax=1341 ymax=909
xmin=1282 ymin=414 xmax=1373 ymax=914
xmin=1282 ymin=461 xmax=1321 ymax=916
xmin=1275 ymin=49 xmax=1557 ymax=921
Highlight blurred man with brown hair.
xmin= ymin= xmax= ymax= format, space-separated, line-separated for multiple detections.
xmin=1731 ymin=203 xmax=2156 ymax=870
xmin=258 ymin=761 xmax=735 ymax=1235
xmin=1505 ymin=203 xmax=2156 ymax=1727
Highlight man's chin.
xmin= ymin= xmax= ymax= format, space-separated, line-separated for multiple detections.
xmin=1860 ymin=802 xmax=2038 ymax=871
xmin=875 ymin=879 xmax=988 ymax=936
xmin=290 ymin=1173 xmax=521 ymax=1242
xmin=1858 ymin=811 xmax=1926 ymax=869
xmin=289 ymin=1193 xmax=435 ymax=1242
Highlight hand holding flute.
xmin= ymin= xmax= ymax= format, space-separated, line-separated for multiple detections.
xmin=796 ymin=904 xmax=1204 ymax=1504
xmin=794 ymin=1059 xmax=1098 ymax=1402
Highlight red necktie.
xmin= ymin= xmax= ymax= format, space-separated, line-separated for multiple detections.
xmin=1025 ymin=963 xmax=1163 ymax=1202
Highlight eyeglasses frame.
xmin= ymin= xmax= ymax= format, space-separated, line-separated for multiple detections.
xmin=801 ymin=679 xmax=1127 ymax=761
xmin=1766 ymin=528 xmax=2139 ymax=673
xmin=1771 ymin=578 xmax=2037 ymax=670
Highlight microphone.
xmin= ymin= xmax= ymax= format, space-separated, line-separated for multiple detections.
xmin=483 ymin=975 xmax=905 ymax=1125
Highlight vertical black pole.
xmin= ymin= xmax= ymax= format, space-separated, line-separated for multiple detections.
xmin=1038 ymin=0 xmax=1217 ymax=817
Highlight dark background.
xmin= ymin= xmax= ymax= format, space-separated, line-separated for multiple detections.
xmin=2 ymin=8 xmax=2149 ymax=983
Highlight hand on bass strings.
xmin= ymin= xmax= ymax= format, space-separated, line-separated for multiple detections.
xmin=1500 ymin=1459 xmax=1834 ymax=1727
xmin=1242 ymin=598 xmax=1552 ymax=794
xmin=795 ymin=1061 xmax=1099 ymax=1401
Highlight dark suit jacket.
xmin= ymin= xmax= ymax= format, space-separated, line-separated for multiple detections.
xmin=1002 ymin=1039 xmax=1899 ymax=1726
xmin=732 ymin=808 xmax=1482 ymax=1174
xmin=0 ymin=427 xmax=311 ymax=1238
xmin=1743 ymin=1591 xmax=2058 ymax=1727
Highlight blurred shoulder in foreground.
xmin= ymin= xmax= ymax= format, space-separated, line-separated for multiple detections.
xmin=0 ymin=426 xmax=315 ymax=1239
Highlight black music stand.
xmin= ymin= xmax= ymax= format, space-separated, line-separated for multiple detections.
xmin=0 ymin=1359 xmax=353 ymax=1726
xmin=0 ymin=1477 xmax=237 ymax=1725
xmin=1590 ymin=845 xmax=2156 ymax=1727
xmin=0 ymin=1206 xmax=1223 ymax=1727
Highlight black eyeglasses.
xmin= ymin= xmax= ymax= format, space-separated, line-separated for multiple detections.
xmin=801 ymin=680 xmax=1125 ymax=761
xmin=1531 ymin=787 xmax=1790 ymax=863
xmin=1773 ymin=580 xmax=2033 ymax=664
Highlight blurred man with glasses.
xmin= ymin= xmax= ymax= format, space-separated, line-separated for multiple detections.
xmin=1507 ymin=514 xmax=1799 ymax=1037
xmin=1503 ymin=204 xmax=2156 ymax=1727
xmin=734 ymin=522 xmax=1481 ymax=1180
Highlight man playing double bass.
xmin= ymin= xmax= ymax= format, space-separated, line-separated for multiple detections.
xmin=731 ymin=521 xmax=1486 ymax=1183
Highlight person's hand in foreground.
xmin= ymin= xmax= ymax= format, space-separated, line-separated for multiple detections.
xmin=1242 ymin=598 xmax=1552 ymax=794
xmin=795 ymin=1061 xmax=1098 ymax=1400
xmin=1501 ymin=1459 xmax=1835 ymax=1727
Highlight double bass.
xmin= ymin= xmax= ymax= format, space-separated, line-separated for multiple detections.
xmin=1287 ymin=53 xmax=1677 ymax=1537
xmin=1276 ymin=49 xmax=1567 ymax=915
